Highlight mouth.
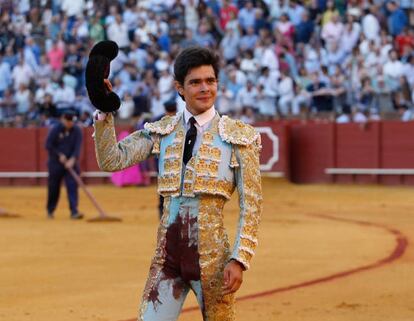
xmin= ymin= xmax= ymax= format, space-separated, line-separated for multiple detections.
xmin=197 ymin=97 xmax=211 ymax=101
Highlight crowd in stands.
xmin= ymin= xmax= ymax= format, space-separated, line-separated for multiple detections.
xmin=1 ymin=0 xmax=414 ymax=128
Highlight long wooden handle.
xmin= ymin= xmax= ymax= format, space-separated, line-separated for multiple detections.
xmin=67 ymin=167 xmax=106 ymax=218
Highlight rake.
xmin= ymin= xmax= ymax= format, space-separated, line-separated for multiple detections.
xmin=67 ymin=167 xmax=122 ymax=222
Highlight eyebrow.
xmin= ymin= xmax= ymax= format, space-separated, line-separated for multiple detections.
xmin=187 ymin=77 xmax=217 ymax=82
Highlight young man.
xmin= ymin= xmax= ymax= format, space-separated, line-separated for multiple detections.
xmin=93 ymin=46 xmax=262 ymax=320
xmin=45 ymin=109 xmax=83 ymax=219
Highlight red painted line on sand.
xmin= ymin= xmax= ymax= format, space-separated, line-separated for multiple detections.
xmin=121 ymin=214 xmax=408 ymax=320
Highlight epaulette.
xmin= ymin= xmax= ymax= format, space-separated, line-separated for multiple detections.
xmin=218 ymin=115 xmax=261 ymax=146
xmin=144 ymin=113 xmax=181 ymax=135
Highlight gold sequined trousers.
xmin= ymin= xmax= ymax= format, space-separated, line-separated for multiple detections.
xmin=138 ymin=195 xmax=235 ymax=321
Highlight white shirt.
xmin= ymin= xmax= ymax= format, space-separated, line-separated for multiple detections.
xmin=107 ymin=22 xmax=130 ymax=48
xmin=61 ymin=0 xmax=85 ymax=17
xmin=362 ymin=13 xmax=380 ymax=41
xmin=183 ymin=106 xmax=216 ymax=155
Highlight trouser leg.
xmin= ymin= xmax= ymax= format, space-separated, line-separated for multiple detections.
xmin=141 ymin=271 xmax=190 ymax=321
xmin=64 ymin=166 xmax=79 ymax=215
xmin=47 ymin=165 xmax=64 ymax=215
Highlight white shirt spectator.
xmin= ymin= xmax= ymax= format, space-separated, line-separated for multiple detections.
xmin=321 ymin=17 xmax=344 ymax=48
xmin=340 ymin=23 xmax=360 ymax=54
xmin=383 ymin=59 xmax=404 ymax=80
xmin=257 ymin=85 xmax=276 ymax=116
xmin=107 ymin=17 xmax=130 ymax=48
xmin=362 ymin=12 xmax=380 ymax=42
xmin=123 ymin=7 xmax=139 ymax=32
xmin=15 ymin=85 xmax=31 ymax=114
xmin=151 ymin=92 xmax=165 ymax=119
xmin=261 ymin=45 xmax=279 ymax=72
xmin=216 ymin=86 xmax=235 ymax=115
xmin=118 ymin=94 xmax=135 ymax=119
xmin=278 ymin=75 xmax=294 ymax=115
xmin=134 ymin=21 xmax=151 ymax=45
xmin=12 ymin=60 xmax=34 ymax=90
xmin=185 ymin=0 xmax=199 ymax=33
xmin=61 ymin=0 xmax=85 ymax=17
xmin=236 ymin=83 xmax=258 ymax=109
xmin=53 ymin=84 xmax=75 ymax=110
xmin=158 ymin=70 xmax=174 ymax=103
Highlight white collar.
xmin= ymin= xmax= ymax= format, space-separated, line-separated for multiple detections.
xmin=184 ymin=106 xmax=216 ymax=127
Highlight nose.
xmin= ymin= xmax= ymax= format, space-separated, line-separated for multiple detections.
xmin=199 ymin=81 xmax=209 ymax=92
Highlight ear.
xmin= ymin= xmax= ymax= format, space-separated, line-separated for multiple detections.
xmin=174 ymin=80 xmax=185 ymax=102
xmin=174 ymin=80 xmax=183 ymax=95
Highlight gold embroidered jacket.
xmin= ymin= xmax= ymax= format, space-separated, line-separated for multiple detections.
xmin=93 ymin=112 xmax=262 ymax=270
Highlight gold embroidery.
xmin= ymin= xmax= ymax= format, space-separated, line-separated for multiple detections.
xmin=144 ymin=113 xmax=181 ymax=135
xmin=198 ymin=145 xmax=222 ymax=161
xmin=165 ymin=144 xmax=182 ymax=158
xmin=164 ymin=159 xmax=180 ymax=174
xmin=193 ymin=177 xmax=234 ymax=199
xmin=232 ymin=141 xmax=262 ymax=270
xmin=202 ymin=131 xmax=214 ymax=145
xmin=173 ymin=130 xmax=184 ymax=142
xmin=198 ymin=195 xmax=235 ymax=320
xmin=93 ymin=113 xmax=153 ymax=172
xmin=218 ymin=115 xmax=261 ymax=146
xmin=230 ymin=147 xmax=239 ymax=168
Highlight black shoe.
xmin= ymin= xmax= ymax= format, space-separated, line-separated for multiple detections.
xmin=70 ymin=213 xmax=84 ymax=220
xmin=47 ymin=212 xmax=54 ymax=219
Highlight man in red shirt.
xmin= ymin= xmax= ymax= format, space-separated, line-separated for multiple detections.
xmin=219 ymin=0 xmax=238 ymax=30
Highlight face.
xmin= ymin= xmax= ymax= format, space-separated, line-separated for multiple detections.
xmin=62 ymin=116 xmax=75 ymax=129
xmin=175 ymin=65 xmax=218 ymax=115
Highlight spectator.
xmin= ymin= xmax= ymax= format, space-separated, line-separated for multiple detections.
xmin=383 ymin=49 xmax=405 ymax=89
xmin=274 ymin=13 xmax=295 ymax=41
xmin=238 ymin=1 xmax=256 ymax=32
xmin=362 ymin=6 xmax=381 ymax=43
xmin=107 ymin=14 xmax=130 ymax=50
xmin=220 ymin=0 xmax=238 ymax=30
xmin=321 ymin=12 xmax=344 ymax=49
xmin=235 ymin=79 xmax=258 ymax=112
xmin=387 ymin=0 xmax=408 ymax=37
xmin=0 ymin=89 xmax=17 ymax=121
xmin=0 ymin=54 xmax=12 ymax=98
xmin=239 ymin=25 xmax=258 ymax=51
xmin=295 ymin=10 xmax=315 ymax=44
xmin=185 ymin=0 xmax=199 ymax=33
xmin=287 ymin=0 xmax=306 ymax=26
xmin=11 ymin=55 xmax=34 ymax=90
xmin=220 ymin=26 xmax=240 ymax=64
xmin=47 ymin=40 xmax=65 ymax=75
xmin=277 ymin=69 xmax=294 ymax=117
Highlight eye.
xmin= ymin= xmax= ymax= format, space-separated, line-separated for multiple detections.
xmin=207 ymin=78 xmax=217 ymax=85
xmin=189 ymin=79 xmax=201 ymax=86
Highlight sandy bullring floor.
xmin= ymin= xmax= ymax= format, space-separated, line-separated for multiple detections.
xmin=0 ymin=178 xmax=413 ymax=321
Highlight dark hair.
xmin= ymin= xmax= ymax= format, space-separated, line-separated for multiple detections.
xmin=174 ymin=46 xmax=220 ymax=86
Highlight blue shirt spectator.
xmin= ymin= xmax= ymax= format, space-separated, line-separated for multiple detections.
xmin=387 ymin=1 xmax=408 ymax=37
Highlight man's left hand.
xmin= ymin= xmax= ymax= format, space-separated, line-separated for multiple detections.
xmin=222 ymin=260 xmax=244 ymax=296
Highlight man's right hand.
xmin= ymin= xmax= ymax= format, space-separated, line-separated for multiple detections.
xmin=59 ymin=153 xmax=67 ymax=164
